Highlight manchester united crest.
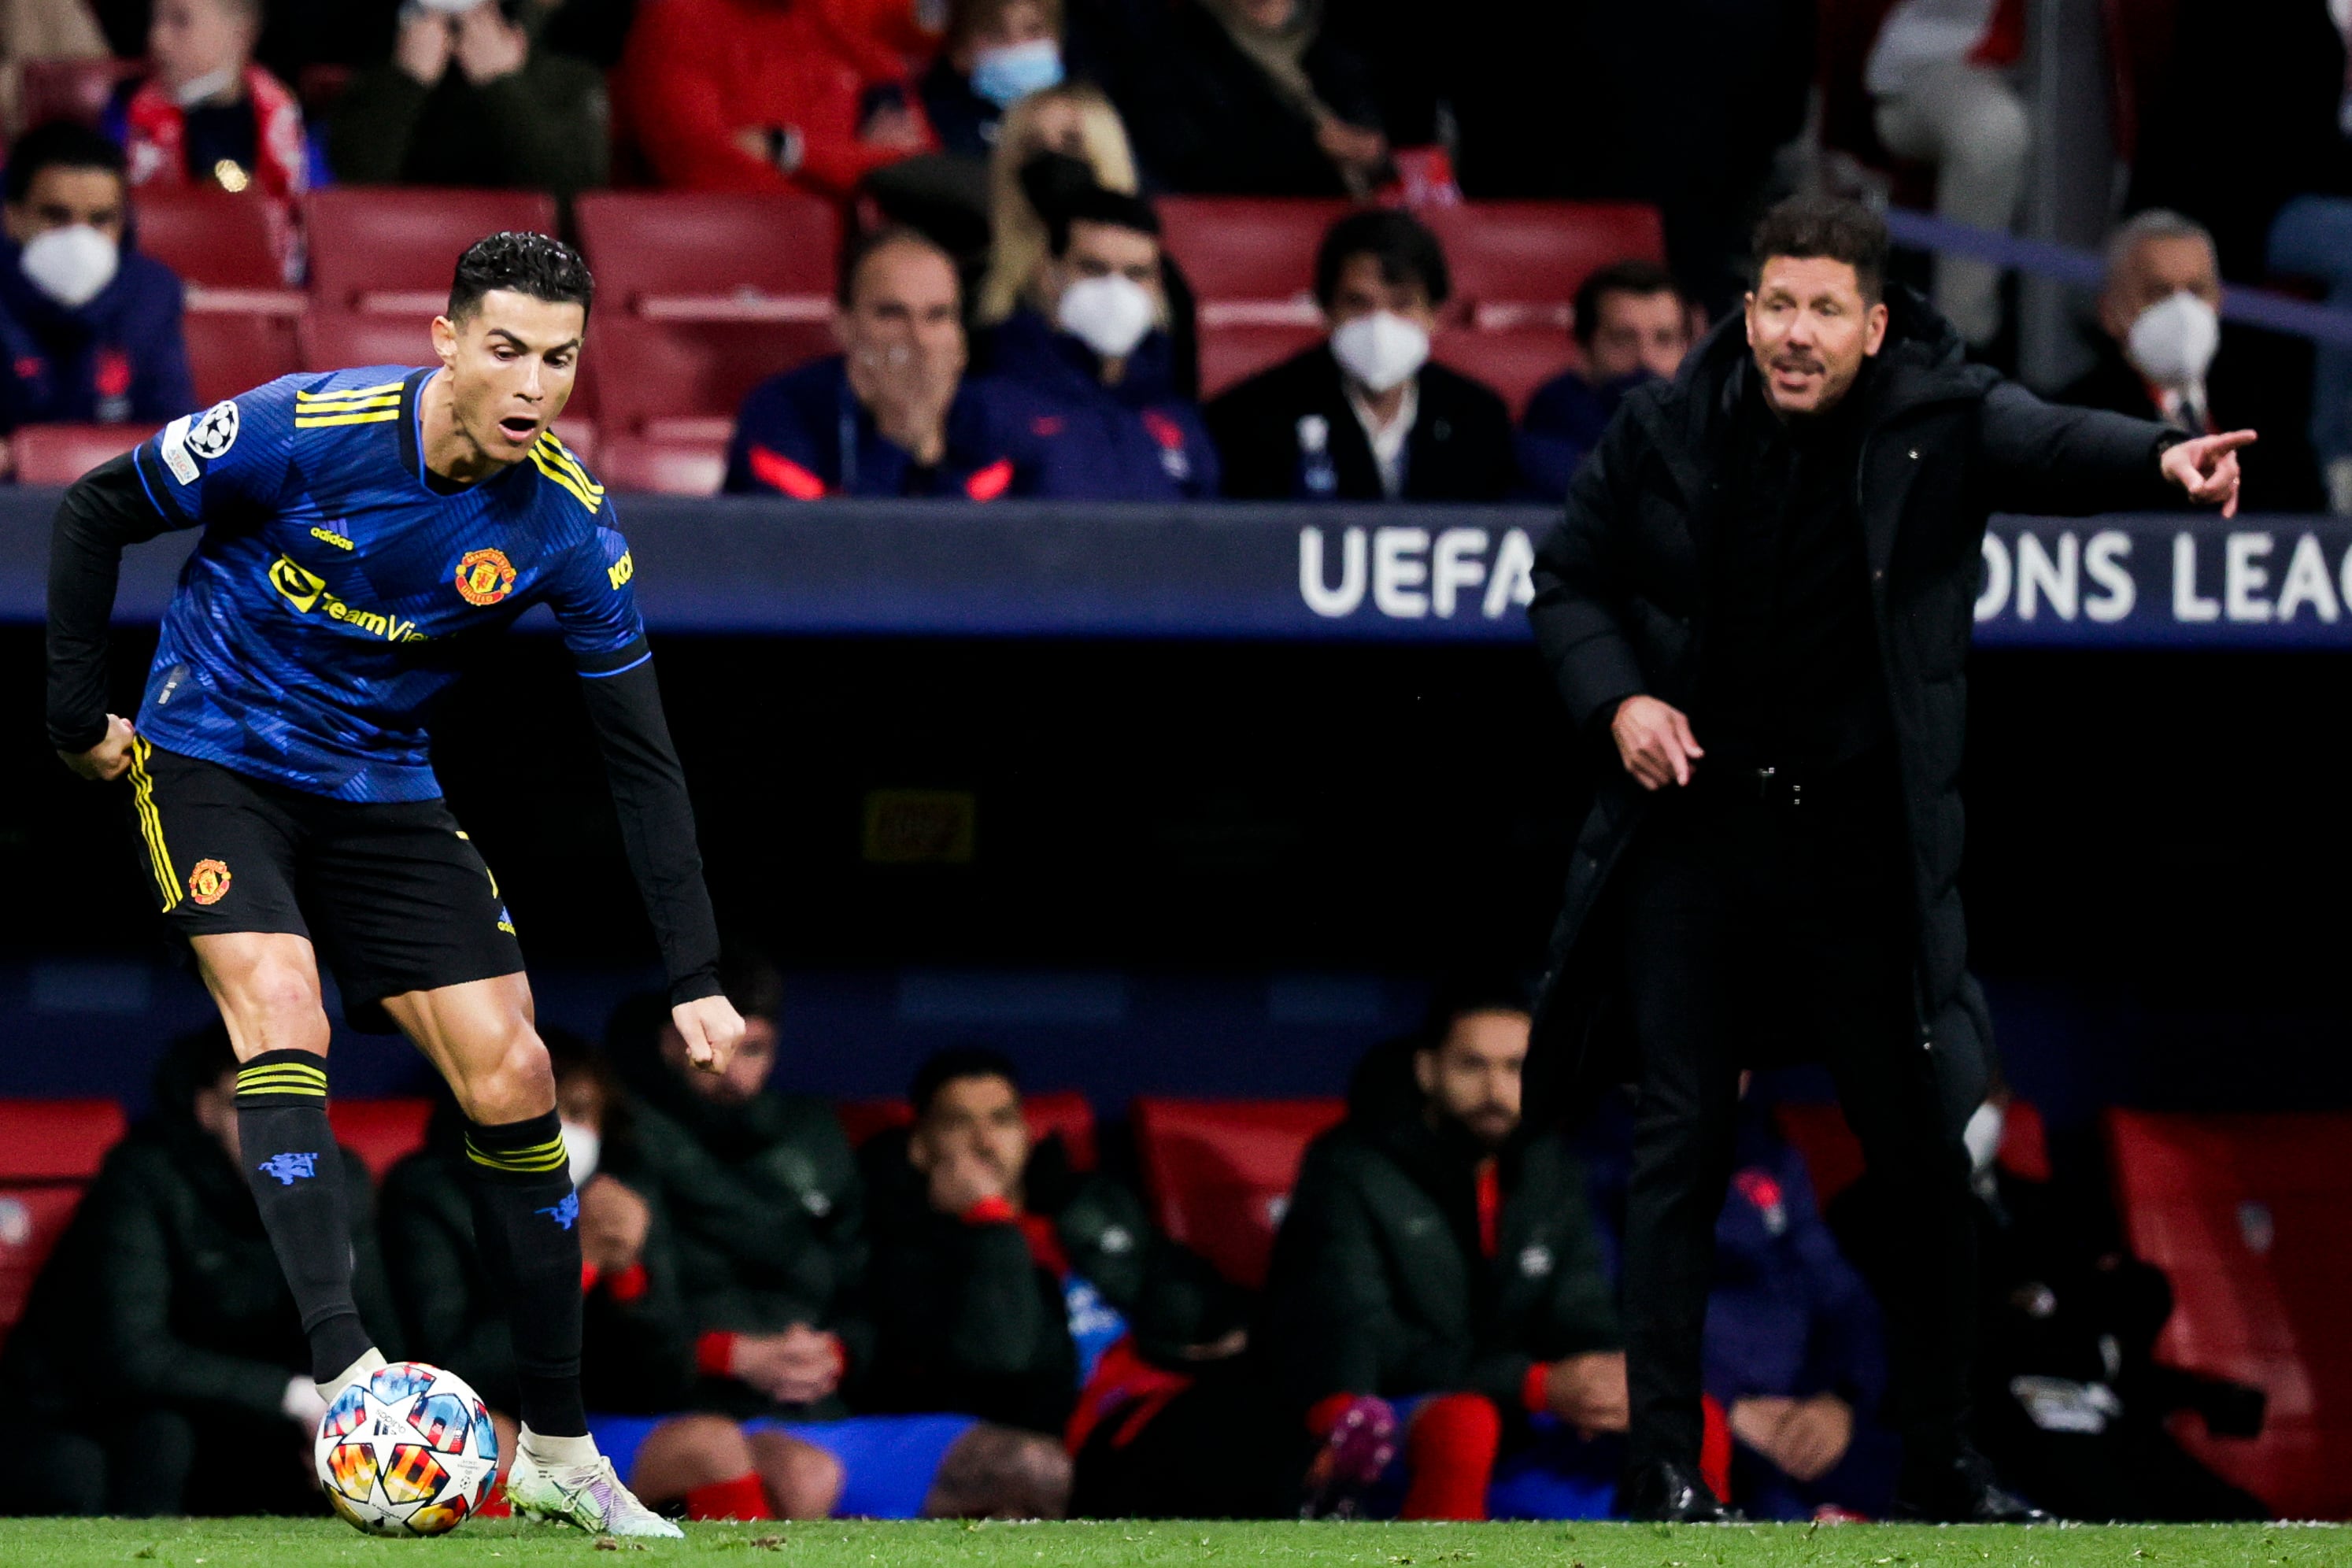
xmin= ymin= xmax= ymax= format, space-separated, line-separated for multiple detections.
xmin=189 ymin=859 xmax=232 ymax=905
xmin=454 ymin=548 xmax=517 ymax=607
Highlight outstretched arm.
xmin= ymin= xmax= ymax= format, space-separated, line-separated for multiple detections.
xmin=1978 ymin=379 xmax=2210 ymax=516
xmin=575 ymin=651 xmax=743 ymax=1074
xmin=47 ymin=452 xmax=177 ymax=778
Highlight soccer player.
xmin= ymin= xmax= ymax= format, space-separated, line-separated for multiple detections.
xmin=43 ymin=231 xmax=742 ymax=1539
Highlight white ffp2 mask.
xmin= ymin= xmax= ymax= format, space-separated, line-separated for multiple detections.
xmin=2126 ymin=290 xmax=2219 ymax=390
xmin=1056 ymin=273 xmax=1156 ymax=361
xmin=20 ymin=224 xmax=119 ymax=309
xmin=1330 ymin=310 xmax=1431 ymax=394
xmin=562 ymin=1121 xmax=602 ymax=1187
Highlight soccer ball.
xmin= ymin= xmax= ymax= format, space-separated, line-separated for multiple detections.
xmin=315 ymin=1361 xmax=501 ymax=1537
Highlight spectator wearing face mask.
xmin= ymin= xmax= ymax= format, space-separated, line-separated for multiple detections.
xmin=1516 ymin=261 xmax=1695 ymax=502
xmin=329 ymin=0 xmax=608 ymax=212
xmin=2059 ymin=211 xmax=2324 ymax=515
xmin=1208 ymin=209 xmax=1512 ymax=502
xmin=921 ymin=0 xmax=1064 ymax=160
xmin=724 ymin=227 xmax=1015 ymax=499
xmin=104 ymin=0 xmax=306 ymax=281
xmin=971 ymin=175 xmax=1219 ymax=499
xmin=0 ymin=122 xmax=194 ymax=472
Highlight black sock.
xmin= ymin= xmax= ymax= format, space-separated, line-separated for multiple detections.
xmin=235 ymin=1050 xmax=373 ymax=1385
xmin=463 ymin=1109 xmax=587 ymax=1438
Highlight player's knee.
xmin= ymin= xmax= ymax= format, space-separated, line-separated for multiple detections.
xmin=749 ymin=1432 xmax=843 ymax=1519
xmin=649 ymin=1414 xmax=752 ymax=1484
xmin=937 ymin=1426 xmax=1071 ymax=1519
xmin=456 ymin=1021 xmax=555 ymax=1126
xmin=228 ymin=964 xmax=330 ymax=1056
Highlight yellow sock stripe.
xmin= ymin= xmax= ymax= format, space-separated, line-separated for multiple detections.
xmin=127 ymin=739 xmax=180 ymax=912
xmin=527 ymin=447 xmax=601 ymax=512
xmin=294 ymin=410 xmax=403 ymax=428
xmin=464 ymin=1134 xmax=570 ymax=1174
xmin=235 ymin=1061 xmax=328 ymax=1085
xmin=235 ymin=1074 xmax=327 ymax=1097
xmin=298 ymin=379 xmax=405 ymax=401
xmin=536 ymin=436 xmax=605 ymax=496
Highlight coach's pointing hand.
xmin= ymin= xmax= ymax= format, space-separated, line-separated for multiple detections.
xmin=1611 ymin=695 xmax=1703 ymax=790
xmin=673 ymin=993 xmax=745 ymax=1075
xmin=2161 ymin=428 xmax=2257 ymax=520
xmin=60 ymin=712 xmax=135 ymax=782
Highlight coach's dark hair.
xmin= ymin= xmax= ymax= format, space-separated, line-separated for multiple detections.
xmin=4 ymin=120 xmax=127 ymax=205
xmin=1573 ymin=258 xmax=1680 ymax=347
xmin=909 ymin=1047 xmax=1021 ymax=1119
xmin=1315 ymin=209 xmax=1450 ymax=312
xmin=448 ymin=231 xmax=596 ymax=323
xmin=838 ymin=224 xmax=958 ymax=309
xmin=1749 ymin=195 xmax=1888 ymax=305
xmin=1044 ymin=184 xmax=1159 ymax=258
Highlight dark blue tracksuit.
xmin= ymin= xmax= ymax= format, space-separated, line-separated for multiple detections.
xmin=723 ymin=354 xmax=1014 ymax=499
xmin=1515 ymin=368 xmax=1652 ymax=502
xmin=0 ymin=242 xmax=195 ymax=436
xmin=971 ymin=309 xmax=1219 ymax=501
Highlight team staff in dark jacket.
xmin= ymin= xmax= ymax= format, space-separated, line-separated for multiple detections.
xmin=0 ymin=1027 xmax=395 ymax=1515
xmin=1207 ymin=209 xmax=1514 ymax=502
xmin=1525 ymin=196 xmax=2254 ymax=1524
xmin=724 ymin=227 xmax=1015 ymax=501
xmin=0 ymin=121 xmax=194 ymax=446
xmin=1260 ymin=997 xmax=1626 ymax=1520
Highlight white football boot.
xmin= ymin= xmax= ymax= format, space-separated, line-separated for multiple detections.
xmin=505 ymin=1445 xmax=684 ymax=1539
xmin=313 ymin=1346 xmax=388 ymax=1407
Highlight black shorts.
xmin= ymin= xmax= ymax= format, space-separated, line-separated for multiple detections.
xmin=124 ymin=740 xmax=524 ymax=1031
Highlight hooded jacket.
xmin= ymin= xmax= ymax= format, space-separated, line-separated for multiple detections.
xmin=973 ymin=309 xmax=1220 ymax=501
xmin=1525 ymin=287 xmax=2180 ymax=1130
xmin=0 ymin=238 xmax=194 ymax=435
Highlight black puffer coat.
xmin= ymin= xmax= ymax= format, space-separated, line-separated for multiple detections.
xmin=1526 ymin=288 xmax=2180 ymax=1130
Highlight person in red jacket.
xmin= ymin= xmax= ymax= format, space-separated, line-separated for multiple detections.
xmin=619 ymin=0 xmax=935 ymax=196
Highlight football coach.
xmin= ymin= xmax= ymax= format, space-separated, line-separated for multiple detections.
xmin=1525 ymin=196 xmax=2251 ymax=1523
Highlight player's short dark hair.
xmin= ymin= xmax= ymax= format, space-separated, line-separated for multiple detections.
xmin=448 ymin=231 xmax=595 ymax=324
xmin=1314 ymin=209 xmax=1450 ymax=312
xmin=909 ymin=1047 xmax=1021 ymax=1119
xmin=3 ymin=120 xmax=127 ymax=205
xmin=838 ymin=224 xmax=959 ymax=309
xmin=1572 ymin=258 xmax=1681 ymax=347
xmin=1045 ymin=186 xmax=1159 ymax=258
xmin=1749 ymin=195 xmax=1888 ymax=305
xmin=1420 ymin=971 xmax=1536 ymax=1045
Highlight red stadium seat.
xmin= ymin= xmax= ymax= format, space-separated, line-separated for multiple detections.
xmin=0 ymin=1100 xmax=126 ymax=1182
xmin=834 ymin=1089 xmax=1099 ymax=1171
xmin=9 ymin=423 xmax=144 ymax=484
xmin=16 ymin=58 xmax=142 ymax=129
xmin=298 ymin=309 xmax=431 ymax=374
xmin=599 ymin=434 xmax=727 ymax=497
xmin=1131 ymin=1096 xmax=1344 ymax=1289
xmin=1158 ymin=197 xmax=1355 ymax=309
xmin=327 ymin=1098 xmax=436 ymax=1183
xmin=308 ymin=188 xmax=558 ymax=315
xmin=135 ymin=188 xmax=286 ymax=294
xmin=2106 ymin=1109 xmax=2352 ymax=1520
xmin=186 ymin=311 xmax=302 ymax=405
xmin=591 ymin=316 xmax=827 ymax=442
xmin=1425 ymin=201 xmax=1667 ymax=331
xmin=0 ymin=1186 xmax=88 ymax=1352
xmin=1430 ymin=324 xmax=1578 ymax=420
xmin=1775 ymin=1096 xmax=2051 ymax=1209
xmin=1197 ymin=323 xmax=1322 ymax=400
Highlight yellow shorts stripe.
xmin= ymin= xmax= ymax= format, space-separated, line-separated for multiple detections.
xmin=295 ymin=410 xmax=403 ymax=428
xmin=298 ymin=379 xmax=405 ymax=401
xmin=127 ymin=739 xmax=180 ymax=912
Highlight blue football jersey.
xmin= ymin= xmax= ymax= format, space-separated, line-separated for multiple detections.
xmin=126 ymin=365 xmax=643 ymax=802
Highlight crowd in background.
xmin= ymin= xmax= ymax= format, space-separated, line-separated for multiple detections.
xmin=0 ymin=0 xmax=2346 ymax=507
xmin=0 ymin=960 xmax=2272 ymax=1523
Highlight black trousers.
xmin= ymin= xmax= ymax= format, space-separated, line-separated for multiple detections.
xmin=1615 ymin=759 xmax=1977 ymax=1481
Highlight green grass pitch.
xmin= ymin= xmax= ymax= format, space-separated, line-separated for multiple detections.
xmin=0 ymin=1518 xmax=2339 ymax=1568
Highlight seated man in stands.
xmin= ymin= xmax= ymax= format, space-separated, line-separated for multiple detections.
xmin=864 ymin=1049 xmax=1292 ymax=1517
xmin=382 ymin=1030 xmax=845 ymax=1521
xmin=2059 ymin=209 xmax=2323 ymax=513
xmin=724 ymin=227 xmax=1014 ymax=501
xmin=1518 ymin=261 xmax=1692 ymax=501
xmin=0 ymin=1027 xmax=396 ymax=1515
xmin=610 ymin=958 xmax=1071 ymax=1518
xmin=1207 ymin=209 xmax=1514 ymax=501
xmin=0 ymin=122 xmax=194 ymax=473
xmin=1259 ymin=989 xmax=1628 ymax=1520
xmin=971 ymin=175 xmax=1220 ymax=499
xmin=107 ymin=0 xmax=306 ymax=279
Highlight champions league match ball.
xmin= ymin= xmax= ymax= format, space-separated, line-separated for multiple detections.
xmin=315 ymin=1362 xmax=501 ymax=1537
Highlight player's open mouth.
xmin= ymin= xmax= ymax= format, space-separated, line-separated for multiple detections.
xmin=497 ymin=416 xmax=538 ymax=443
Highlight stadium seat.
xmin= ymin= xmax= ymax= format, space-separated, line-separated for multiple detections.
xmin=16 ymin=58 xmax=142 ymax=129
xmin=135 ymin=188 xmax=286 ymax=294
xmin=299 ymin=309 xmax=432 ymax=374
xmin=1429 ymin=325 xmax=1577 ymax=420
xmin=2106 ymin=1108 xmax=2352 ymax=1519
xmin=308 ymin=188 xmax=558 ymax=315
xmin=598 ymin=434 xmax=726 ymax=497
xmin=1774 ymin=1096 xmax=2051 ymax=1208
xmin=1197 ymin=322 xmax=1323 ymax=400
xmin=590 ymin=316 xmax=825 ymax=444
xmin=327 ymin=1098 xmax=436 ymax=1182
xmin=186 ymin=310 xmax=303 ymax=405
xmin=1157 ymin=197 xmax=1354 ymax=309
xmin=834 ymin=1089 xmax=1099 ymax=1171
xmin=0 ymin=1186 xmax=87 ymax=1352
xmin=1131 ymin=1096 xmax=1344 ymax=1289
xmin=0 ymin=1098 xmax=126 ymax=1352
xmin=1425 ymin=201 xmax=1667 ymax=330
xmin=9 ymin=423 xmax=144 ymax=485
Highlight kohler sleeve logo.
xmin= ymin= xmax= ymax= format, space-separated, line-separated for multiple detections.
xmin=1298 ymin=525 xmax=1539 ymax=619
